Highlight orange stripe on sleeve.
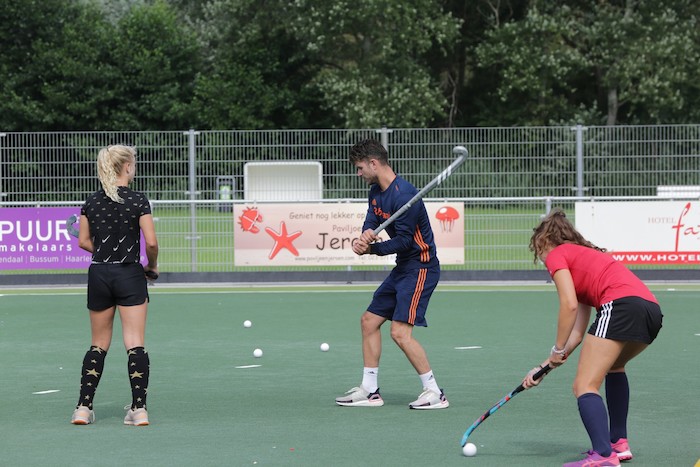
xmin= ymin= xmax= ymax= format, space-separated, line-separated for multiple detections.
xmin=413 ymin=227 xmax=430 ymax=263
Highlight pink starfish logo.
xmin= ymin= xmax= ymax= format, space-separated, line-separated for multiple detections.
xmin=265 ymin=221 xmax=302 ymax=259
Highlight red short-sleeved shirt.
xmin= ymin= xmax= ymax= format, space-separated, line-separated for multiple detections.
xmin=545 ymin=243 xmax=657 ymax=308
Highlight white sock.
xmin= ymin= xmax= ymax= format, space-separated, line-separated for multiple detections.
xmin=362 ymin=367 xmax=379 ymax=393
xmin=419 ymin=370 xmax=440 ymax=394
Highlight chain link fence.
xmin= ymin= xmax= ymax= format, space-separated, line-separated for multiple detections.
xmin=1 ymin=125 xmax=699 ymax=278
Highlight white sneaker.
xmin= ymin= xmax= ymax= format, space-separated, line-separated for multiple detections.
xmin=71 ymin=406 xmax=95 ymax=425
xmin=409 ymin=388 xmax=449 ymax=410
xmin=335 ymin=386 xmax=384 ymax=407
xmin=124 ymin=407 xmax=149 ymax=426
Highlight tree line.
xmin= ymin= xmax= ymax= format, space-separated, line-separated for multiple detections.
xmin=1 ymin=0 xmax=699 ymax=132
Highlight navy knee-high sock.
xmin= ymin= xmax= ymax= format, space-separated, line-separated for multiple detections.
xmin=77 ymin=346 xmax=107 ymax=409
xmin=577 ymin=393 xmax=612 ymax=457
xmin=605 ymin=372 xmax=630 ymax=442
xmin=127 ymin=347 xmax=150 ymax=409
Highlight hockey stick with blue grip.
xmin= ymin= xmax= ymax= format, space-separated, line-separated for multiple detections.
xmin=460 ymin=364 xmax=552 ymax=447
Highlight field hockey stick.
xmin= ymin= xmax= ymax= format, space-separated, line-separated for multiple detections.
xmin=65 ymin=214 xmax=159 ymax=281
xmin=373 ymin=145 xmax=468 ymax=235
xmin=66 ymin=214 xmax=79 ymax=238
xmin=460 ymin=364 xmax=552 ymax=447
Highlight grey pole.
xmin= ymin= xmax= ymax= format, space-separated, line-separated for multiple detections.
xmin=375 ymin=125 xmax=393 ymax=152
xmin=573 ymin=124 xmax=587 ymax=197
xmin=184 ymin=129 xmax=200 ymax=272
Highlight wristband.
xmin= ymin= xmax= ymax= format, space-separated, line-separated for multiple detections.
xmin=551 ymin=345 xmax=567 ymax=357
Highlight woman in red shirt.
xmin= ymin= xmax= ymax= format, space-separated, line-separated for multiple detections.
xmin=523 ymin=209 xmax=663 ymax=467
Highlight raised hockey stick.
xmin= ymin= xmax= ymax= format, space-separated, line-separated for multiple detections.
xmin=373 ymin=145 xmax=468 ymax=235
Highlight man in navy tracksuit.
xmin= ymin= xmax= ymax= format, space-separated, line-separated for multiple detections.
xmin=335 ymin=139 xmax=448 ymax=410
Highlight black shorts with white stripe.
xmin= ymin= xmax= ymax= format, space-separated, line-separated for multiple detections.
xmin=588 ymin=296 xmax=663 ymax=344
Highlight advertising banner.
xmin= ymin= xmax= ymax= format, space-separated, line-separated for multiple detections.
xmin=0 ymin=207 xmax=146 ymax=270
xmin=575 ymin=201 xmax=700 ymax=265
xmin=233 ymin=202 xmax=464 ymax=266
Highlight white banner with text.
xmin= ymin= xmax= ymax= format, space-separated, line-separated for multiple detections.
xmin=233 ymin=202 xmax=464 ymax=266
xmin=575 ymin=201 xmax=700 ymax=265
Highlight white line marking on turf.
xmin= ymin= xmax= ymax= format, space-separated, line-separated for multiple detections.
xmin=454 ymin=346 xmax=482 ymax=350
xmin=33 ymin=390 xmax=60 ymax=395
xmin=695 ymin=333 xmax=700 ymax=336
xmin=235 ymin=365 xmax=262 ymax=369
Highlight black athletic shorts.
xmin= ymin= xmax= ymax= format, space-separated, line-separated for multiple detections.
xmin=87 ymin=263 xmax=149 ymax=311
xmin=588 ymin=296 xmax=663 ymax=344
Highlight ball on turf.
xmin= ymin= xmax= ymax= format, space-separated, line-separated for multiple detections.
xmin=243 ymin=320 xmax=252 ymax=328
xmin=253 ymin=348 xmax=263 ymax=358
xmin=320 ymin=342 xmax=330 ymax=352
xmin=462 ymin=443 xmax=477 ymax=457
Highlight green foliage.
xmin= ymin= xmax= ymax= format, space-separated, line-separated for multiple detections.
xmin=475 ymin=0 xmax=700 ymax=125
xmin=107 ymin=1 xmax=200 ymax=129
xmin=1 ymin=0 xmax=699 ymax=130
xmin=185 ymin=0 xmax=329 ymax=129
xmin=0 ymin=0 xmax=199 ymax=131
xmin=288 ymin=0 xmax=461 ymax=127
xmin=28 ymin=3 xmax=118 ymax=130
xmin=0 ymin=0 xmax=98 ymax=130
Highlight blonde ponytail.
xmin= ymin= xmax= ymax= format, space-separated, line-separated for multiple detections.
xmin=96 ymin=145 xmax=136 ymax=203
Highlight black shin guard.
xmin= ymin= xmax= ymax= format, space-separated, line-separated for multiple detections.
xmin=127 ymin=347 xmax=150 ymax=409
xmin=77 ymin=346 xmax=107 ymax=409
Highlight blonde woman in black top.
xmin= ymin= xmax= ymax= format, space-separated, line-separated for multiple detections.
xmin=71 ymin=145 xmax=158 ymax=426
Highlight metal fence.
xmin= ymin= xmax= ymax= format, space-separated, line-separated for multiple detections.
xmin=1 ymin=125 xmax=699 ymax=276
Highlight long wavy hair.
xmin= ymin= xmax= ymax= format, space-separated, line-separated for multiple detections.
xmin=529 ymin=208 xmax=606 ymax=263
xmin=96 ymin=145 xmax=136 ymax=203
